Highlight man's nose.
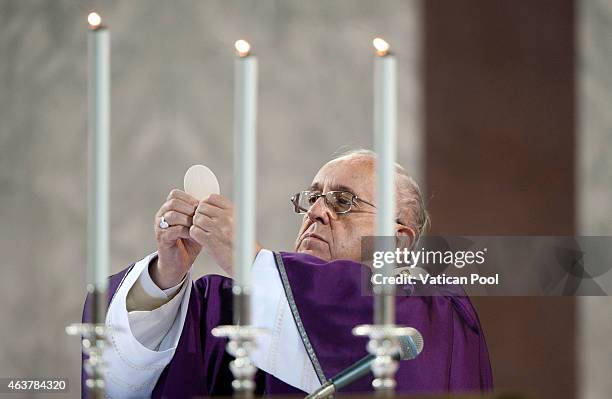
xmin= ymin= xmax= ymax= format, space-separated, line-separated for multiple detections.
xmin=306 ymin=196 xmax=333 ymax=225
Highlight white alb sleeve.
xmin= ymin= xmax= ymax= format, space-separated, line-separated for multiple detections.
xmin=250 ymin=250 xmax=321 ymax=394
xmin=127 ymin=261 xmax=188 ymax=350
xmin=103 ymin=252 xmax=192 ymax=398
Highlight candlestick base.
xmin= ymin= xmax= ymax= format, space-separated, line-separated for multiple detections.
xmin=66 ymin=323 xmax=107 ymax=398
xmin=352 ymin=324 xmax=414 ymax=395
xmin=211 ymin=325 xmax=265 ymax=398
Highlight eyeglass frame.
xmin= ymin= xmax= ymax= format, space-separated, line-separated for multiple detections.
xmin=290 ymin=190 xmax=406 ymax=226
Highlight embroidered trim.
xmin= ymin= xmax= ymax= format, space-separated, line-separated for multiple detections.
xmin=273 ymin=252 xmax=327 ymax=384
xmin=107 ymin=311 xmax=170 ymax=372
xmin=106 ymin=369 xmax=157 ymax=392
xmin=266 ymin=294 xmax=285 ymax=374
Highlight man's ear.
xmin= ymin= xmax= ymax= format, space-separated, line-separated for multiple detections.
xmin=395 ymin=225 xmax=416 ymax=250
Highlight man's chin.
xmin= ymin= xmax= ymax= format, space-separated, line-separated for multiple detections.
xmin=297 ymin=247 xmax=331 ymax=261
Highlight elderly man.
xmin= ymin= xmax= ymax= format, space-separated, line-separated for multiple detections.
xmin=82 ymin=149 xmax=493 ymax=398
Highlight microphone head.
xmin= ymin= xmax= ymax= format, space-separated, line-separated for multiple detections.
xmin=398 ymin=328 xmax=424 ymax=360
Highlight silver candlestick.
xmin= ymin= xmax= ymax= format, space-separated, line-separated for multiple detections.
xmin=352 ymin=324 xmax=414 ymax=395
xmin=66 ymin=285 xmax=108 ymax=399
xmin=211 ymin=289 xmax=264 ymax=398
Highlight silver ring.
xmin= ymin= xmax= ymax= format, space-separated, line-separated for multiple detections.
xmin=159 ymin=216 xmax=169 ymax=229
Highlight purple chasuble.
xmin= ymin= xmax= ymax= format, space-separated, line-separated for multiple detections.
xmin=82 ymin=252 xmax=493 ymax=398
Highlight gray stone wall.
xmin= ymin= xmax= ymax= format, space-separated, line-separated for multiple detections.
xmin=577 ymin=0 xmax=612 ymax=398
xmin=0 ymin=1 xmax=422 ymax=397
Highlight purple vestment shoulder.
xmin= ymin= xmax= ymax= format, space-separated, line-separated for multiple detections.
xmin=81 ymin=252 xmax=492 ymax=398
xmin=277 ymin=251 xmax=493 ymax=393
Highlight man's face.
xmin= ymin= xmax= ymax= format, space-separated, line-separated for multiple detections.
xmin=294 ymin=156 xmax=377 ymax=262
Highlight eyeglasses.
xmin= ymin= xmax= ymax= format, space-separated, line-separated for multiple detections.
xmin=290 ymin=190 xmax=376 ymax=215
xmin=290 ymin=190 xmax=407 ymax=226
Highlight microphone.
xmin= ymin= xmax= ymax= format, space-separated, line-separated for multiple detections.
xmin=304 ymin=328 xmax=424 ymax=399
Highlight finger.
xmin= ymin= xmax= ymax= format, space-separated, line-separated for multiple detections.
xmin=193 ymin=212 xmax=215 ymax=232
xmin=156 ymin=225 xmax=190 ymax=244
xmin=195 ymin=202 xmax=224 ymax=218
xmin=158 ymin=198 xmax=198 ymax=217
xmin=189 ymin=224 xmax=209 ymax=246
xmin=161 ymin=210 xmax=192 ymax=228
xmin=167 ymin=189 xmax=198 ymax=206
xmin=204 ymin=193 xmax=232 ymax=210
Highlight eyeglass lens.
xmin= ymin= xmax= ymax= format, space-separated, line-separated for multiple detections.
xmin=297 ymin=191 xmax=354 ymax=213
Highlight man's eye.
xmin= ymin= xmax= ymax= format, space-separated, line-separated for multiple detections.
xmin=337 ymin=197 xmax=352 ymax=206
xmin=307 ymin=194 xmax=319 ymax=205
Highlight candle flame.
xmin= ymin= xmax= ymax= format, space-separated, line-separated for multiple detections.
xmin=234 ymin=39 xmax=251 ymax=57
xmin=373 ymin=37 xmax=391 ymax=56
xmin=87 ymin=12 xmax=102 ymax=28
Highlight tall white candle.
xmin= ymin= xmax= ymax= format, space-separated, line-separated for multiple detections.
xmin=87 ymin=12 xmax=110 ymax=294
xmin=373 ymin=37 xmax=397 ymax=326
xmin=233 ymin=40 xmax=258 ymax=294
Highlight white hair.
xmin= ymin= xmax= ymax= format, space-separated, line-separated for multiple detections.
xmin=331 ymin=148 xmax=430 ymax=242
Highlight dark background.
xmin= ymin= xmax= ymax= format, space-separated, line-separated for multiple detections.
xmin=425 ymin=2 xmax=576 ymax=398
